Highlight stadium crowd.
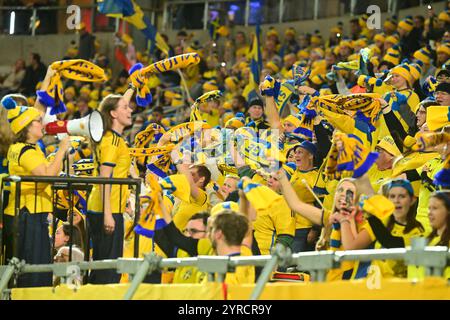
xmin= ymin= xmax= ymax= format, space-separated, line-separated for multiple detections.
xmin=0 ymin=2 xmax=449 ymax=289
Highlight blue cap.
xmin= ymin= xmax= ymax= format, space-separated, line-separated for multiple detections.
xmin=299 ymin=140 xmax=317 ymax=156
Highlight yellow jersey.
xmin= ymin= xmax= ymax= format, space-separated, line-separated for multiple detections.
xmin=417 ymin=158 xmax=444 ymax=234
xmin=223 ymin=246 xmax=255 ymax=285
xmin=367 ymin=166 xmax=393 ymax=194
xmin=87 ymin=130 xmax=131 ymax=214
xmin=253 ymin=198 xmax=295 ymax=255
xmin=365 ymin=220 xmax=425 ymax=277
xmin=5 ymin=143 xmax=52 ymax=215
xmin=173 ymin=191 xmax=209 ymax=231
xmin=290 ymin=168 xmax=319 ymax=229
xmin=172 ymin=238 xmax=213 ymax=284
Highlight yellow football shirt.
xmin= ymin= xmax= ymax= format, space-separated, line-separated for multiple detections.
xmin=5 ymin=142 xmax=52 ymax=215
xmin=87 ymin=130 xmax=131 ymax=214
xmin=290 ymin=169 xmax=319 ymax=229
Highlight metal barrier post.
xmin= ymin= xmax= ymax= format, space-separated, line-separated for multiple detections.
xmin=124 ymin=252 xmax=161 ymax=300
xmin=250 ymin=243 xmax=290 ymax=300
xmin=0 ymin=258 xmax=21 ymax=297
xmin=12 ymin=178 xmax=21 ymax=259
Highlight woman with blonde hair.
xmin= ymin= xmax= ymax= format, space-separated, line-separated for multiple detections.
xmin=86 ymin=87 xmax=135 ymax=284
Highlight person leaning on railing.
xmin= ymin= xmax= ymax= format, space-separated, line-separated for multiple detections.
xmin=1 ymin=67 xmax=70 ymax=288
xmin=86 ymin=87 xmax=135 ymax=284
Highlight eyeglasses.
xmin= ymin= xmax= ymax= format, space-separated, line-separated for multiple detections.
xmin=183 ymin=228 xmax=206 ymax=235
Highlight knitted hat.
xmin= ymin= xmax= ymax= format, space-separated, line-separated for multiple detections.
xmin=64 ymin=86 xmax=75 ymax=96
xmin=438 ymin=10 xmax=450 ymax=23
xmin=283 ymin=114 xmax=302 ymax=128
xmin=437 ymin=43 xmax=450 ymax=57
xmin=376 ymin=135 xmax=401 ymax=157
xmin=385 ymin=34 xmax=400 ymax=45
xmin=310 ymin=34 xmax=323 ymax=45
xmin=1 ymin=97 xmax=41 ymax=134
xmin=373 ymin=33 xmax=386 ymax=43
xmin=297 ymin=49 xmax=310 ymax=60
xmin=202 ymin=80 xmax=219 ymax=92
xmin=285 ymin=27 xmax=296 ymax=37
xmin=413 ymin=47 xmax=433 ymax=65
xmin=408 ymin=63 xmax=423 ymax=81
xmin=267 ymin=27 xmax=279 ymax=39
xmin=384 ymin=18 xmax=398 ymax=32
xmin=224 ymin=76 xmax=239 ymax=91
xmin=383 ymin=47 xmax=401 ymax=65
xmin=266 ymin=61 xmax=280 ymax=73
xmin=398 ymin=17 xmax=414 ymax=33
xmin=390 ymin=64 xmax=413 ymax=86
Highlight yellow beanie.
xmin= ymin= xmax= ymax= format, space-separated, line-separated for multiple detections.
xmin=377 ymin=135 xmax=401 ymax=157
xmin=267 ymin=28 xmax=279 ymax=39
xmin=266 ymin=61 xmax=280 ymax=73
xmin=383 ymin=48 xmax=401 ymax=65
xmin=80 ymin=85 xmax=91 ymax=95
xmin=172 ymin=93 xmax=184 ymax=107
xmin=64 ymin=86 xmax=75 ymax=96
xmin=398 ymin=17 xmax=414 ymax=33
xmin=385 ymin=34 xmax=400 ymax=45
xmin=353 ymin=38 xmax=368 ymax=48
xmin=408 ymin=63 xmax=423 ymax=81
xmin=297 ymin=49 xmax=310 ymax=60
xmin=225 ymin=76 xmax=239 ymax=91
xmin=390 ymin=64 xmax=413 ymax=86
xmin=438 ymin=11 xmax=450 ymax=23
xmin=222 ymin=111 xmax=234 ymax=124
xmin=283 ymin=115 xmax=302 ymax=128
xmin=1 ymin=97 xmax=41 ymax=134
xmin=222 ymin=101 xmax=232 ymax=111
xmin=437 ymin=43 xmax=450 ymax=57
xmin=217 ymin=25 xmax=230 ymax=37
xmin=339 ymin=39 xmax=353 ymax=49
xmin=164 ymin=90 xmax=176 ymax=99
xmin=374 ymin=33 xmax=386 ymax=42
xmin=413 ymin=47 xmax=433 ymax=65
xmin=384 ymin=19 xmax=397 ymax=32
xmin=202 ymin=81 xmax=219 ymax=92
xmin=285 ymin=27 xmax=296 ymax=37
xmin=311 ymin=34 xmax=322 ymax=45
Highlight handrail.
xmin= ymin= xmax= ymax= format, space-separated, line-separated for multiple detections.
xmin=0 ymin=245 xmax=448 ymax=300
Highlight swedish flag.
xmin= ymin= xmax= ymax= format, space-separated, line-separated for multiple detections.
xmin=97 ymin=0 xmax=169 ymax=55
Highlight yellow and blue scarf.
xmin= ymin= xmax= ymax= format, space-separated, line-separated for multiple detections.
xmin=37 ymin=59 xmax=106 ymax=115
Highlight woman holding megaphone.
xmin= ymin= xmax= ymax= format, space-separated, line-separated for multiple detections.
xmin=1 ymin=68 xmax=71 ymax=287
xmin=86 ymin=86 xmax=135 ymax=284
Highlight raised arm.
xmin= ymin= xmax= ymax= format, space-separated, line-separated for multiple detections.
xmin=34 ymin=66 xmax=56 ymax=114
xmin=277 ymin=169 xmax=323 ymax=225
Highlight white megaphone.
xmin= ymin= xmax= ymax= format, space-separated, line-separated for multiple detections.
xmin=45 ymin=110 xmax=104 ymax=143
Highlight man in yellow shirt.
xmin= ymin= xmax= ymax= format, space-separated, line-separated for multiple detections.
xmin=207 ymin=211 xmax=255 ymax=284
xmin=169 ymin=163 xmax=211 ymax=231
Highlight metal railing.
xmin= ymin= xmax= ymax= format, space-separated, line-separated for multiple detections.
xmin=0 ymin=240 xmax=448 ymax=300
xmin=0 ymin=175 xmax=142 ymax=275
